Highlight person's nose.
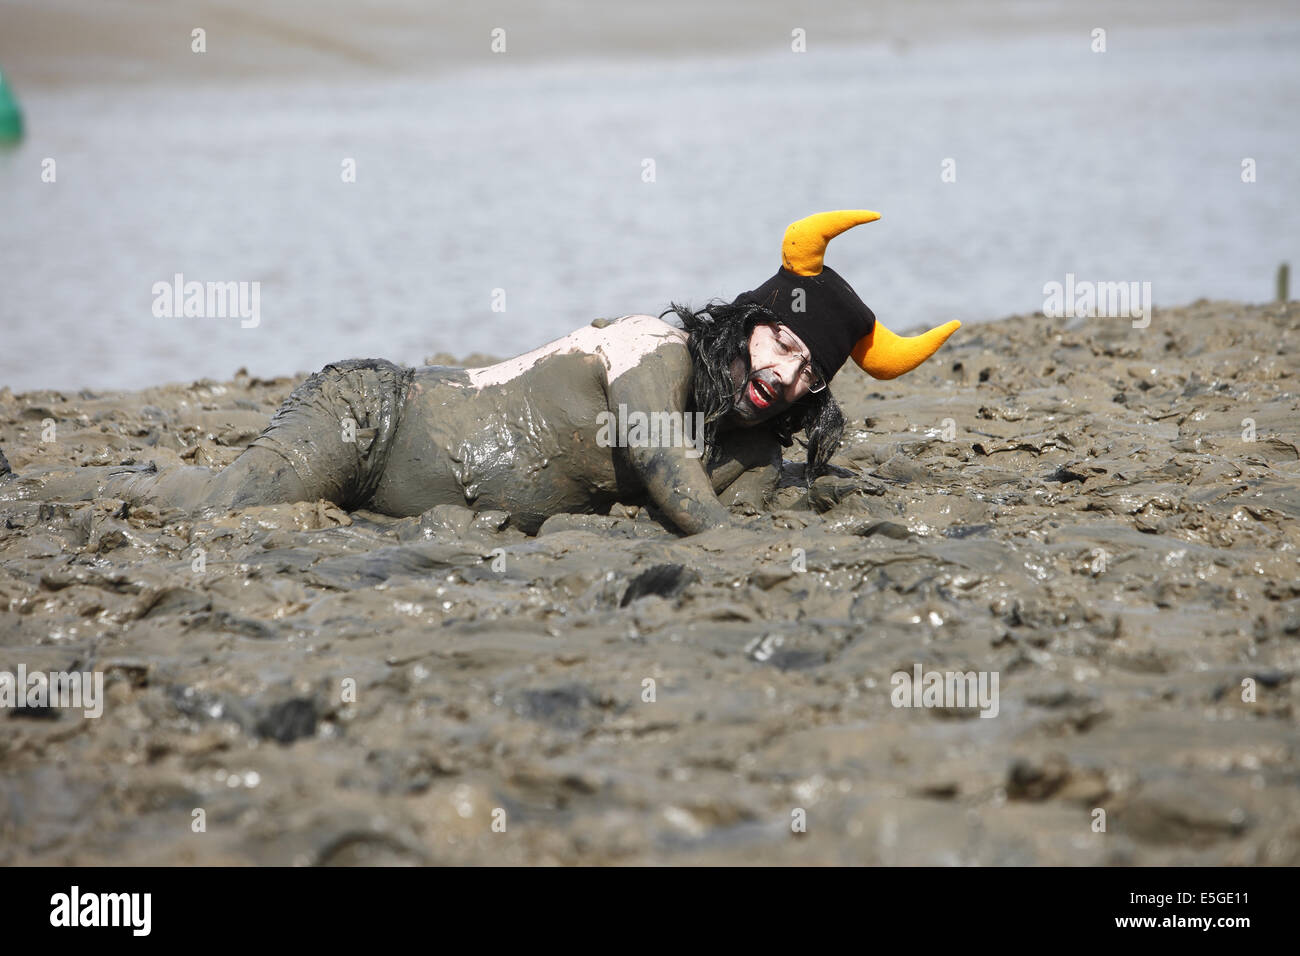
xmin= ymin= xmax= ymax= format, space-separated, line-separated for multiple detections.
xmin=773 ymin=356 xmax=802 ymax=394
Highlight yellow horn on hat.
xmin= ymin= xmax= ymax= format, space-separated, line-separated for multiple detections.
xmin=781 ymin=209 xmax=881 ymax=276
xmin=852 ymin=319 xmax=962 ymax=380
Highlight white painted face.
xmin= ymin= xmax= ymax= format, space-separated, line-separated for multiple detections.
xmin=730 ymin=322 xmax=820 ymax=424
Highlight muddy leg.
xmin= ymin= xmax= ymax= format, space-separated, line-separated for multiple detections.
xmin=1 ymin=359 xmax=406 ymax=516
xmin=183 ymin=445 xmax=311 ymax=512
xmin=0 ymin=446 xmax=310 ymax=514
xmin=0 ymin=461 xmax=159 ymax=505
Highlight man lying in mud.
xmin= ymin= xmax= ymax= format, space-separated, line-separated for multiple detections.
xmin=1 ymin=211 xmax=959 ymax=535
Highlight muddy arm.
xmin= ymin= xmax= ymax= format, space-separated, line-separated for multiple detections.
xmin=707 ymin=428 xmax=781 ymax=501
xmin=630 ymin=445 xmax=733 ymax=534
xmin=605 ymin=343 xmax=732 ymax=535
xmin=719 ymin=464 xmax=780 ymax=510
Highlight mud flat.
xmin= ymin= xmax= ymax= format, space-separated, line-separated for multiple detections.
xmin=1 ymin=300 xmax=1297 ymax=865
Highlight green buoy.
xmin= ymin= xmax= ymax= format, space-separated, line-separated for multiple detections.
xmin=0 ymin=68 xmax=24 ymax=145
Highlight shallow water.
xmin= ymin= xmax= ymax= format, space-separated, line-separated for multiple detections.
xmin=2 ymin=17 xmax=1298 ymax=392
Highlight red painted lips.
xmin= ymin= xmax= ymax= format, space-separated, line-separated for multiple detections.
xmin=748 ymin=378 xmax=777 ymax=409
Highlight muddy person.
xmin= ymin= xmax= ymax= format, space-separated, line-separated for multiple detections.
xmin=1 ymin=211 xmax=959 ymax=535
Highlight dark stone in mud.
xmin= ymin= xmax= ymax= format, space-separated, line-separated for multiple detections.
xmin=856 ymin=520 xmax=911 ymax=540
xmin=917 ymin=782 xmax=960 ymax=799
xmin=1123 ymin=779 xmax=1253 ymax=846
xmin=1027 ymin=684 xmax=1099 ymax=709
xmin=167 ymin=685 xmax=321 ymax=744
xmin=1249 ymin=669 xmax=1291 ymax=688
xmin=511 ymin=684 xmax=611 ymax=730
xmin=186 ymin=610 xmax=280 ymax=640
xmin=255 ymin=697 xmax=319 ymax=744
xmin=943 ymin=523 xmax=992 ymax=539
xmin=766 ymin=648 xmax=827 ymax=671
xmin=7 ymin=705 xmax=58 ymax=720
xmin=620 ymin=564 xmax=699 ymax=606
xmin=1279 ymin=601 xmax=1300 ymax=636
xmin=1006 ymin=755 xmax=1071 ymax=801
xmin=1047 ymin=465 xmax=1089 ymax=484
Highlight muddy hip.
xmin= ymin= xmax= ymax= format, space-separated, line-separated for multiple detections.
xmin=247 ymin=358 xmax=415 ymax=510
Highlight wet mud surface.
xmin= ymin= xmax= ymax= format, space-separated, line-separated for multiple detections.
xmin=2 ymin=301 xmax=1298 ymax=865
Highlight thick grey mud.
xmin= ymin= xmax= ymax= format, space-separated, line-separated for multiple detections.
xmin=1 ymin=301 xmax=1298 ymax=864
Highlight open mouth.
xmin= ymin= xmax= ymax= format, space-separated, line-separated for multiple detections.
xmin=747 ymin=377 xmax=778 ymax=410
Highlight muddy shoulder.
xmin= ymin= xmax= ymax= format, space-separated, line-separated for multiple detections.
xmin=1 ymin=300 xmax=1297 ymax=865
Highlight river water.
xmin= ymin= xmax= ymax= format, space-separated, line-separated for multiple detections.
xmin=2 ymin=15 xmax=1297 ymax=392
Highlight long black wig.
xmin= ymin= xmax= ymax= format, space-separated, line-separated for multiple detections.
xmin=660 ymin=299 xmax=845 ymax=481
